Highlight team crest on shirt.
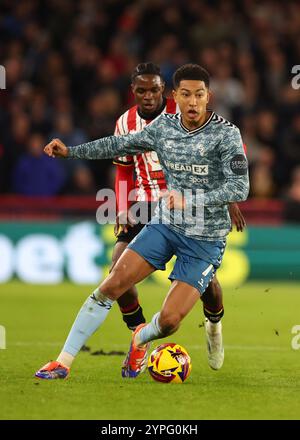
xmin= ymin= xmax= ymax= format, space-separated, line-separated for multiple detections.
xmin=164 ymin=140 xmax=174 ymax=150
xmin=198 ymin=144 xmax=205 ymax=156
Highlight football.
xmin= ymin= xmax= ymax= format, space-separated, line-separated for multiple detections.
xmin=147 ymin=343 xmax=192 ymax=383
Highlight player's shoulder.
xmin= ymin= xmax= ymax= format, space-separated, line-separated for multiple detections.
xmin=115 ymin=105 xmax=138 ymax=134
xmin=162 ymin=112 xmax=181 ymax=122
xmin=154 ymin=112 xmax=181 ymax=131
xmin=117 ymin=104 xmax=138 ymax=120
xmin=146 ymin=112 xmax=180 ymax=135
xmin=211 ymin=112 xmax=239 ymax=133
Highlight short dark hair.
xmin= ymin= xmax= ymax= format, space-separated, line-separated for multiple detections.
xmin=173 ymin=64 xmax=210 ymax=89
xmin=131 ymin=62 xmax=163 ymax=82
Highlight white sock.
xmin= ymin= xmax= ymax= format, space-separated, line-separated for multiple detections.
xmin=60 ymin=289 xmax=114 ymax=359
xmin=57 ymin=352 xmax=74 ymax=368
xmin=136 ymin=312 xmax=162 ymax=346
xmin=206 ymin=320 xmax=222 ymax=334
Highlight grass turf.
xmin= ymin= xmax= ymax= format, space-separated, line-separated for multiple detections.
xmin=0 ymin=280 xmax=300 ymax=420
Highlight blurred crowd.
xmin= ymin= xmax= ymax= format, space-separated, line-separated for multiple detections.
xmin=0 ymin=0 xmax=299 ymax=207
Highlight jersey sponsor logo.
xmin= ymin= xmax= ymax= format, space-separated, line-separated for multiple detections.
xmin=189 ymin=176 xmax=209 ymax=184
xmin=192 ymin=164 xmax=208 ymax=175
xmin=230 ymin=154 xmax=248 ymax=175
xmin=150 ymin=170 xmax=165 ymax=179
xmin=165 ymin=160 xmax=208 ymax=175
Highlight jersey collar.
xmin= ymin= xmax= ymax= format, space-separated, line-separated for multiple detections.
xmin=180 ymin=111 xmax=214 ymax=134
xmin=137 ymin=97 xmax=167 ymax=121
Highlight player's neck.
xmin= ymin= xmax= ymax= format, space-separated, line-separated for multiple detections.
xmin=137 ymin=97 xmax=166 ymax=121
xmin=181 ymin=110 xmax=212 ymax=131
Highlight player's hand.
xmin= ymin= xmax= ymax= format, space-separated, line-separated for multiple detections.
xmin=229 ymin=203 xmax=246 ymax=232
xmin=44 ymin=138 xmax=68 ymax=158
xmin=114 ymin=210 xmax=136 ymax=236
xmin=160 ymin=190 xmax=186 ymax=210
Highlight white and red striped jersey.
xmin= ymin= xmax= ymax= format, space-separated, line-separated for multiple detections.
xmin=113 ymin=98 xmax=179 ymax=202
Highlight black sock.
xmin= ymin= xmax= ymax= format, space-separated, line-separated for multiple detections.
xmin=120 ymin=303 xmax=146 ymax=331
xmin=203 ymin=305 xmax=224 ymax=323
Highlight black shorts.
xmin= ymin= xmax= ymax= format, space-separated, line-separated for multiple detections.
xmin=116 ymin=201 xmax=157 ymax=244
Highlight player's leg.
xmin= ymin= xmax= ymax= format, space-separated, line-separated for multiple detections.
xmin=122 ymin=232 xmax=226 ymax=377
xmin=111 ymin=239 xmax=146 ymax=330
xmin=135 ymin=255 xmax=218 ymax=347
xmin=114 ymin=201 xmax=156 ymax=330
xmin=141 ymin=280 xmax=200 ymax=340
xmin=122 ymin=280 xmax=200 ymax=378
xmin=35 ymin=249 xmax=155 ymax=379
xmin=201 ymin=275 xmax=224 ymax=322
xmin=201 ymin=276 xmax=224 ymax=370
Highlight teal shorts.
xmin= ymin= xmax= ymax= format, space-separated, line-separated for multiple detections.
xmin=128 ymin=223 xmax=226 ymax=294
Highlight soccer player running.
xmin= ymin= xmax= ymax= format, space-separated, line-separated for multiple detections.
xmin=112 ymin=63 xmax=245 ymax=368
xmin=37 ymin=64 xmax=249 ymax=380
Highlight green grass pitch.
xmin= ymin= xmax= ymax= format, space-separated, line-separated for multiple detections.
xmin=0 ymin=280 xmax=300 ymax=420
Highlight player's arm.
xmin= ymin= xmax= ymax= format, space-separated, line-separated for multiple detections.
xmin=204 ymin=128 xmax=249 ymax=205
xmin=114 ymin=160 xmax=136 ymax=236
xmin=112 ymin=118 xmax=136 ymax=235
xmin=113 ymin=116 xmax=135 ymax=212
xmin=44 ymin=118 xmax=160 ymax=160
xmin=228 ymin=142 xmax=247 ymax=231
xmin=228 ymin=202 xmax=246 ymax=232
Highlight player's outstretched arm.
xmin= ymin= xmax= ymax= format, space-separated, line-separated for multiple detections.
xmin=44 ymin=138 xmax=69 ymax=158
xmin=44 ymin=117 xmax=162 ymax=161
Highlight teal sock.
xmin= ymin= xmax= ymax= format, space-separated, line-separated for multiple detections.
xmin=137 ymin=312 xmax=163 ymax=345
xmin=62 ymin=290 xmax=114 ymax=356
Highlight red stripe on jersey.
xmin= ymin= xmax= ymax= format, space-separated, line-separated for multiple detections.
xmin=135 ymin=153 xmax=167 ymax=201
xmin=114 ymin=98 xmax=177 ymax=202
xmin=114 ymin=118 xmax=134 ymax=164
xmin=166 ymin=99 xmax=177 ymax=114
xmin=115 ymin=162 xmax=135 ymax=212
xmin=127 ymin=106 xmax=137 ymax=131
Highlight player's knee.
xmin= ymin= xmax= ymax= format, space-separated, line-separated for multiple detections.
xmin=204 ymin=276 xmax=222 ymax=302
xmin=211 ymin=275 xmax=220 ymax=288
xmin=159 ymin=310 xmax=181 ymax=335
xmin=99 ymin=274 xmax=126 ymax=300
xmin=117 ymin=288 xmax=138 ymax=308
xmin=205 ymin=277 xmax=216 ymax=293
